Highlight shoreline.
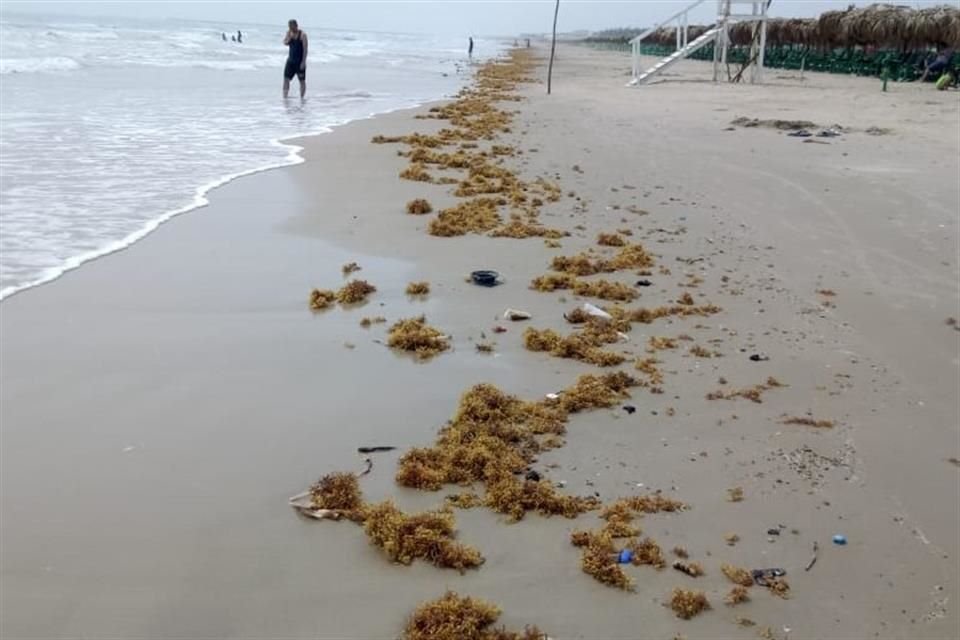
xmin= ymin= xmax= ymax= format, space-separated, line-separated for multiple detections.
xmin=0 ymin=102 xmax=450 ymax=303
xmin=2 ymin=45 xmax=958 ymax=639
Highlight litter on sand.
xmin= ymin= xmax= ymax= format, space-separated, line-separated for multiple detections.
xmin=787 ymin=130 xmax=813 ymax=137
xmin=751 ymin=568 xmax=786 ymax=586
xmin=805 ymin=541 xmax=819 ymax=571
xmin=581 ymin=303 xmax=613 ymax=321
xmin=471 ymin=270 xmax=502 ymax=287
xmin=504 ymin=308 xmax=532 ymax=321
xmin=358 ymin=446 xmax=397 ymax=454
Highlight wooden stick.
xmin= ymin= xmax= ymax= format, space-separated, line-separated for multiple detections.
xmin=547 ymin=0 xmax=560 ymax=95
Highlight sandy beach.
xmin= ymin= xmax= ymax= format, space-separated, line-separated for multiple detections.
xmin=2 ymin=44 xmax=958 ymax=639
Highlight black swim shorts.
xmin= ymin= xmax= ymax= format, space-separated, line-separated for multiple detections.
xmin=284 ymin=60 xmax=305 ymax=81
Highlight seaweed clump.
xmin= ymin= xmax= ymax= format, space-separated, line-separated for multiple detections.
xmin=402 ymin=591 xmax=548 ymax=640
xmin=362 ymin=501 xmax=484 ymax=572
xmin=299 ymin=473 xmax=483 ymax=573
xmin=670 ymin=588 xmax=710 ymax=619
xmin=406 ymin=281 xmax=431 ymax=295
xmin=337 ymin=279 xmax=378 ymax=304
xmin=706 ymin=377 xmax=785 ymax=403
xmin=597 ymin=232 xmax=626 ymax=247
xmin=309 ymin=472 xmax=365 ymax=517
xmin=721 ymin=563 xmax=754 ymax=587
xmin=726 ymin=586 xmax=750 ymax=605
xmin=523 ymin=326 xmax=625 ymax=367
xmin=400 ymin=162 xmax=434 ymax=182
xmin=387 ymin=316 xmax=450 ymax=359
xmin=309 ymin=289 xmax=337 ymax=310
xmin=342 ymin=261 xmax=362 ymax=275
xmin=406 ymin=199 xmax=434 ymax=215
xmin=360 ymin=316 xmax=387 ymax=327
xmin=550 ymin=244 xmax=654 ymax=276
xmin=428 ymin=198 xmax=502 ymax=237
xmin=395 ymin=377 xmax=634 ymax=521
xmin=574 ymin=530 xmax=634 ymax=591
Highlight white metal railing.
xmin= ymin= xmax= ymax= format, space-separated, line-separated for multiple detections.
xmin=630 ymin=0 xmax=708 ymax=78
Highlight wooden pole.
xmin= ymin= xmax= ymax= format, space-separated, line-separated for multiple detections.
xmin=547 ymin=0 xmax=560 ymax=94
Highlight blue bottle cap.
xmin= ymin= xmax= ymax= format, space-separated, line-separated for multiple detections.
xmin=832 ymin=534 xmax=847 ymax=545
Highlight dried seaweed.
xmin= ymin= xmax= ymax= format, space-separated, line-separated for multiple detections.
xmin=572 ymin=279 xmax=638 ymax=302
xmin=336 ymin=279 xmax=377 ymax=304
xmin=428 ymin=198 xmax=502 ymax=237
xmin=558 ymin=372 xmax=638 ymax=413
xmin=634 ymin=357 xmax=665 ymax=386
xmin=484 ymin=476 xmax=598 ymax=521
xmin=597 ymin=233 xmax=626 ymax=247
xmin=707 ymin=377 xmax=785 ymax=403
xmin=577 ymin=531 xmax=634 ymax=591
xmin=490 ymin=219 xmax=565 ymax=239
xmin=400 ymin=163 xmax=434 ymax=182
xmin=726 ymin=586 xmax=751 ymax=606
xmin=672 ymin=561 xmax=705 ymax=577
xmin=689 ymin=345 xmax=720 ymax=358
xmin=362 ymin=501 xmax=484 ymax=572
xmin=766 ymin=577 xmax=790 ymax=598
xmin=530 ymin=272 xmax=576 ymax=292
xmin=360 ymin=316 xmax=387 ymax=327
xmin=309 ymin=289 xmax=337 ymax=310
xmin=619 ymin=304 xmax=722 ymax=324
xmin=309 ymin=472 xmax=364 ymax=515
xmin=782 ymin=416 xmax=834 ymax=428
xmin=445 ymin=492 xmax=483 ymax=508
xmin=523 ymin=326 xmax=625 ymax=367
xmin=727 ymin=487 xmax=745 ymax=502
xmin=406 ymin=199 xmax=434 ymax=215
xmin=628 ymin=537 xmax=666 ymax=569
xmin=402 ymin=591 xmax=547 ymax=640
xmin=342 ymin=262 xmax=362 ymax=275
xmin=721 ymin=563 xmax=754 ymax=587
xmin=406 ymin=281 xmax=431 ymax=296
xmin=648 ymin=336 xmax=678 ymax=351
xmin=670 ymin=588 xmax=710 ymax=619
xmin=387 ymin=316 xmax=450 ymax=359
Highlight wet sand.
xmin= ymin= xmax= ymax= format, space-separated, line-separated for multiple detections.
xmin=2 ymin=46 xmax=958 ymax=639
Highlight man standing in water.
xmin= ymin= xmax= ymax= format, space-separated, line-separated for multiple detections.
xmin=468 ymin=36 xmax=474 ymax=59
xmin=283 ymin=20 xmax=308 ymax=98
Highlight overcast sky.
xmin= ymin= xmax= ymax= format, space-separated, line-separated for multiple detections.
xmin=3 ymin=1 xmax=949 ymax=36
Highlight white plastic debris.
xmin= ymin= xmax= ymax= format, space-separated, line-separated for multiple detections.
xmin=504 ymin=308 xmax=532 ymax=321
xmin=581 ymin=302 xmax=612 ymax=321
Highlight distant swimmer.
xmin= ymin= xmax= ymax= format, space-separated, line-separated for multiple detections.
xmin=222 ymin=32 xmax=227 ymax=41
xmin=468 ymin=36 xmax=474 ymax=59
xmin=283 ymin=19 xmax=308 ymax=99
xmin=237 ymin=30 xmax=243 ymax=44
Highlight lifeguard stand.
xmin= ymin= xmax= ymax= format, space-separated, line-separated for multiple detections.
xmin=628 ymin=0 xmax=770 ymax=86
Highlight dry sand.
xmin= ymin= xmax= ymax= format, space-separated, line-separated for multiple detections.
xmin=1 ymin=45 xmax=958 ymax=639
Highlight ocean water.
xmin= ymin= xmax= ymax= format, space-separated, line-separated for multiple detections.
xmin=0 ymin=14 xmax=500 ymax=298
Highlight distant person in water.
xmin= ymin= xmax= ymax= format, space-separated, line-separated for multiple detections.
xmin=468 ymin=36 xmax=474 ymax=59
xmin=283 ymin=19 xmax=308 ymax=98
xmin=231 ymin=35 xmax=236 ymax=42
xmin=237 ymin=30 xmax=243 ymax=44
xmin=221 ymin=32 xmax=227 ymax=41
